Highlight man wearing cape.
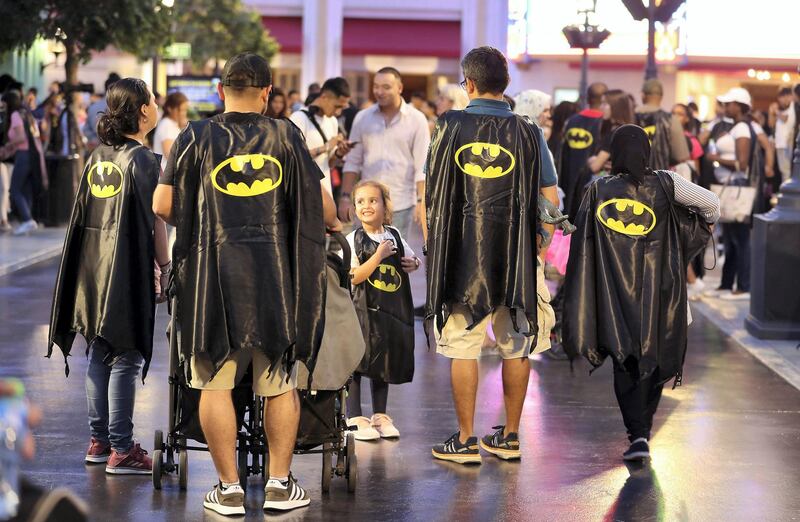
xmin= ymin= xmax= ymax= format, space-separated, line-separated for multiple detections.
xmin=559 ymin=82 xmax=607 ymax=218
xmin=153 ymin=53 xmax=333 ymax=515
xmin=424 ymin=47 xmax=560 ymax=465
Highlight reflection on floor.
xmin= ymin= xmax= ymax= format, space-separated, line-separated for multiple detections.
xmin=3 ymin=260 xmax=800 ymax=521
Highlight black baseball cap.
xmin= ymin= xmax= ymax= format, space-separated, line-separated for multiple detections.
xmin=221 ymin=52 xmax=272 ymax=88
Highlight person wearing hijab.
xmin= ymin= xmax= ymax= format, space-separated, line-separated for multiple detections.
xmin=563 ymin=124 xmax=720 ymax=461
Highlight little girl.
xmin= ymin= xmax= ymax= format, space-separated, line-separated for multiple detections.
xmin=345 ymin=180 xmax=418 ymax=440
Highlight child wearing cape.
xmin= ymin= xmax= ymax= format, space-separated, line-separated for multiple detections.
xmin=344 ymin=180 xmax=419 ymax=440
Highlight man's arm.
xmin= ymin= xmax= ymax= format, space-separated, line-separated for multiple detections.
xmin=757 ymin=132 xmax=775 ymax=178
xmin=539 ymin=185 xmax=559 ymax=261
xmin=412 ymin=113 xmax=432 ymax=233
xmin=153 ymin=185 xmax=174 ymax=225
xmin=321 ymin=186 xmax=341 ymax=231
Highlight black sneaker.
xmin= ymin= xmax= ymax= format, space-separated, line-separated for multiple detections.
xmin=263 ymin=473 xmax=310 ymax=511
xmin=431 ymin=432 xmax=482 ymax=464
xmin=480 ymin=425 xmax=521 ymax=460
xmin=203 ymin=482 xmax=245 ymax=516
xmin=623 ymin=438 xmax=650 ymax=461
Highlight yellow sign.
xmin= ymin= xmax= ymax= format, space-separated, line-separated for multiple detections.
xmin=367 ymin=264 xmax=402 ymax=293
xmin=210 ymin=154 xmax=283 ymax=197
xmin=454 ymin=142 xmax=516 ymax=179
xmin=88 ymin=161 xmax=124 ymax=199
xmin=596 ymin=198 xmax=657 ymax=236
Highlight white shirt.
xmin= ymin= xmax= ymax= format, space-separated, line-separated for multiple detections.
xmin=775 ymin=102 xmax=796 ymax=150
xmin=714 ymin=121 xmax=763 ymax=183
xmin=342 ymin=227 xmax=415 ymax=271
xmin=289 ymin=109 xmax=339 ymax=196
xmin=153 ymin=117 xmax=181 ymax=171
xmin=343 ymin=103 xmax=431 ymax=211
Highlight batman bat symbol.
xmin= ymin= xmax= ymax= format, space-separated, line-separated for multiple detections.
xmin=596 ymin=198 xmax=657 ymax=236
xmin=643 ymin=125 xmax=656 ymax=144
xmin=454 ymin=142 xmax=516 ymax=179
xmin=87 ymin=161 xmax=124 ymax=199
xmin=367 ymin=263 xmax=402 ymax=292
xmin=211 ymin=154 xmax=283 ymax=197
xmin=565 ymin=127 xmax=594 ymax=149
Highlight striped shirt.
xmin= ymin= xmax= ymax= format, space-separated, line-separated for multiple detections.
xmin=667 ymin=171 xmax=720 ymax=223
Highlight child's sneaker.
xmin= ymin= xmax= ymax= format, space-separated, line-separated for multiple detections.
xmin=346 ymin=416 xmax=381 ymax=441
xmin=431 ymin=432 xmax=482 ymax=464
xmin=371 ymin=413 xmax=400 ymax=438
xmin=85 ymin=437 xmax=112 ymax=463
xmin=480 ymin=425 xmax=521 ymax=460
xmin=105 ymin=442 xmax=152 ymax=475
xmin=263 ymin=474 xmax=310 ymax=511
xmin=623 ymin=437 xmax=650 ymax=461
xmin=203 ymin=482 xmax=246 ymax=516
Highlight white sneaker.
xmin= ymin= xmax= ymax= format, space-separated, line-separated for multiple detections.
xmin=720 ymin=291 xmax=750 ymax=301
xmin=12 ymin=219 xmax=38 ymax=236
xmin=371 ymin=413 xmax=400 ymax=439
xmin=687 ymin=279 xmax=705 ymax=301
xmin=702 ymin=287 xmax=730 ymax=299
xmin=346 ymin=416 xmax=380 ymax=441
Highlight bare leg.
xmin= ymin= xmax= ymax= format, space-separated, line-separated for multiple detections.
xmin=451 ymin=359 xmax=479 ymax=443
xmin=199 ymin=390 xmax=238 ymax=483
xmin=263 ymin=389 xmax=300 ymax=477
xmin=502 ymin=357 xmax=531 ymax=435
xmin=687 ymin=264 xmax=697 ymax=284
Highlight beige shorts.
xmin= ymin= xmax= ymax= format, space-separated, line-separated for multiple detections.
xmin=435 ymin=261 xmax=555 ymax=359
xmin=189 ymin=348 xmax=297 ymax=398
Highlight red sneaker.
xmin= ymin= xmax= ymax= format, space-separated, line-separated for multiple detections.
xmin=105 ymin=442 xmax=152 ymax=475
xmin=85 ymin=437 xmax=112 ymax=463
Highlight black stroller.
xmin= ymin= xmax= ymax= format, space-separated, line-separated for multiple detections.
xmin=151 ymin=232 xmax=364 ymax=494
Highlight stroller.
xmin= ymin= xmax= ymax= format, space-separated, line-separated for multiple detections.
xmin=151 ymin=233 xmax=365 ymax=495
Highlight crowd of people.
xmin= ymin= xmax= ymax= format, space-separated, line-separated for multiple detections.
xmin=1 ymin=43 xmax=791 ymax=517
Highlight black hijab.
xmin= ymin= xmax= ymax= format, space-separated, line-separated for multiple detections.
xmin=610 ymin=124 xmax=651 ymax=184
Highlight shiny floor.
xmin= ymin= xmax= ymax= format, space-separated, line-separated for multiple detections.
xmin=3 ymin=259 xmax=800 ymax=521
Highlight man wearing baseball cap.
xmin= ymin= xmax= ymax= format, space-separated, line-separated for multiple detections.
xmin=153 ymin=52 xmax=337 ymax=515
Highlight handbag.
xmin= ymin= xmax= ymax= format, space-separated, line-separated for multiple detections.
xmin=710 ymin=178 xmax=756 ymax=223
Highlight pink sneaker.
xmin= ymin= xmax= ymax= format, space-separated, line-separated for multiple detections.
xmin=105 ymin=442 xmax=152 ymax=475
xmin=85 ymin=437 xmax=112 ymax=463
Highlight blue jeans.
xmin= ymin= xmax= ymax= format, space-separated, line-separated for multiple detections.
xmin=391 ymin=207 xmax=415 ymax=240
xmin=9 ymin=151 xmax=33 ymax=222
xmin=85 ymin=339 xmax=144 ymax=453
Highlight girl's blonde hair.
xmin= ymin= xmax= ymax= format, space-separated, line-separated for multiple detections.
xmin=353 ymin=180 xmax=393 ymax=225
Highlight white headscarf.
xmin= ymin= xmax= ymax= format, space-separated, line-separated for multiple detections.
xmin=513 ymin=89 xmax=552 ymax=123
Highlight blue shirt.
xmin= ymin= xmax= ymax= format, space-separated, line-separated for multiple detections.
xmin=463 ymin=98 xmax=558 ymax=187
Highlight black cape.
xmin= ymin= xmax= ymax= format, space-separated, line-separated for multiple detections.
xmin=425 ymin=110 xmax=541 ymax=335
xmin=48 ymin=140 xmax=160 ymax=377
xmin=563 ymin=171 xmax=710 ymax=384
xmin=559 ymin=112 xmax=603 ymax=218
xmin=636 ymin=110 xmax=672 ymax=170
xmin=352 ymin=227 xmax=414 ymax=384
xmin=168 ymin=112 xmax=326 ymax=377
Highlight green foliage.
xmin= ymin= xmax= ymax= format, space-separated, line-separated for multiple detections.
xmin=171 ymin=0 xmax=279 ymax=69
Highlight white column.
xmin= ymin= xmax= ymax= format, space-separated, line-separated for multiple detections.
xmin=301 ymin=0 xmax=343 ymax=97
xmin=460 ymin=0 xmax=509 ymax=60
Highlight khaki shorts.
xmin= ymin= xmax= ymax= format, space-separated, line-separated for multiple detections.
xmin=435 ymin=261 xmax=555 ymax=359
xmin=190 ymin=348 xmax=297 ymax=398
xmin=436 ymin=304 xmax=533 ymax=360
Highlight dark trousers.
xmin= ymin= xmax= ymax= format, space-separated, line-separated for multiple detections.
xmin=9 ymin=151 xmax=33 ymax=222
xmin=613 ymin=363 xmax=664 ymax=442
xmin=720 ymin=222 xmax=750 ymax=292
xmin=346 ymin=373 xmax=389 ymax=417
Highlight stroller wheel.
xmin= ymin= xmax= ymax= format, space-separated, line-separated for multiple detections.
xmin=152 ymin=449 xmax=163 ymax=490
xmin=321 ymin=443 xmax=332 ymax=493
xmin=153 ymin=429 xmax=164 ymax=453
xmin=238 ymin=446 xmax=248 ymax=492
xmin=346 ymin=433 xmax=357 ymax=493
xmin=178 ymin=450 xmax=188 ymax=490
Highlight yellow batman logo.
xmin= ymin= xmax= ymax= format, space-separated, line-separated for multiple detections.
xmin=454 ymin=142 xmax=515 ymax=179
xmin=367 ymin=264 xmax=402 ymax=293
xmin=87 ymin=161 xmax=124 ymax=199
xmin=643 ymin=125 xmax=656 ymax=144
xmin=211 ymin=154 xmax=283 ymax=197
xmin=596 ymin=198 xmax=657 ymax=236
xmin=566 ymin=127 xmax=594 ymax=149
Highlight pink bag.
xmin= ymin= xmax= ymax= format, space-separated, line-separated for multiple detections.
xmin=544 ymin=229 xmax=571 ymax=276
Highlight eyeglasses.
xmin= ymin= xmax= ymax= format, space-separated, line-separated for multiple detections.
xmin=459 ymin=79 xmax=468 ymax=90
